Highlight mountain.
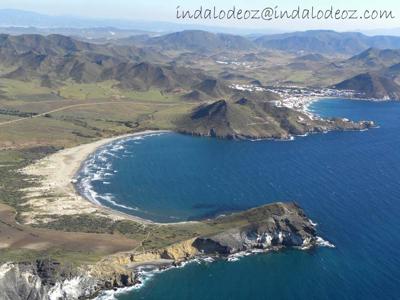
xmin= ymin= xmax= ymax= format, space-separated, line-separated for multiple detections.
xmin=254 ymin=30 xmax=400 ymax=55
xmin=176 ymin=99 xmax=374 ymax=139
xmin=146 ymin=30 xmax=256 ymax=52
xmin=0 ymin=33 xmax=166 ymax=64
xmin=0 ymin=33 xmax=200 ymax=90
xmin=0 ymin=26 xmax=153 ymax=42
xmin=102 ymin=62 xmax=207 ymax=91
xmin=0 ymin=9 xmax=283 ymax=35
xmin=384 ymin=63 xmax=400 ymax=78
xmin=332 ymin=72 xmax=400 ymax=100
xmin=0 ymin=33 xmax=96 ymax=56
xmin=191 ymin=79 xmax=232 ymax=98
xmin=346 ymin=48 xmax=400 ymax=68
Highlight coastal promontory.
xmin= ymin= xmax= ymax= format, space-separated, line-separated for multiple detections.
xmin=0 ymin=202 xmax=321 ymax=299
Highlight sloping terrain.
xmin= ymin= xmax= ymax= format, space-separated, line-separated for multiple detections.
xmin=332 ymin=72 xmax=400 ymax=100
xmin=146 ymin=30 xmax=256 ymax=52
xmin=0 ymin=34 xmax=173 ymax=89
xmin=176 ymin=99 xmax=374 ymax=139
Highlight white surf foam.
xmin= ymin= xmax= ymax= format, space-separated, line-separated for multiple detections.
xmin=76 ymin=132 xmax=170 ymax=214
xmin=316 ymin=236 xmax=335 ymax=248
xmin=98 ymin=194 xmax=138 ymax=211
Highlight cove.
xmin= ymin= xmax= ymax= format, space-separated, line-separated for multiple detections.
xmin=78 ymin=98 xmax=400 ymax=300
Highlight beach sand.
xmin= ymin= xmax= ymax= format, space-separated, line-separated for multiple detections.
xmin=21 ymin=130 xmax=171 ymax=225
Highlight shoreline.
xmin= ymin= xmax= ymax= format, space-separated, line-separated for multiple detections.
xmin=17 ymin=125 xmax=338 ymax=299
xmin=21 ymin=130 xmax=172 ymax=225
xmin=20 ymin=96 xmax=380 ymax=226
xmin=18 ymin=97 xmax=360 ymax=226
xmin=95 ymin=233 xmax=335 ymax=300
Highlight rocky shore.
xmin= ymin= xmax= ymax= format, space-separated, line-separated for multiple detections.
xmin=0 ymin=202 xmax=324 ymax=299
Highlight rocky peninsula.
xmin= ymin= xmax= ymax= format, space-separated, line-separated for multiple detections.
xmin=0 ymin=202 xmax=322 ymax=299
xmin=176 ymin=99 xmax=375 ymax=140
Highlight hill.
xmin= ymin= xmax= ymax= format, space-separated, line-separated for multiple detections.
xmin=0 ymin=33 xmax=210 ymax=91
xmin=345 ymin=48 xmax=400 ymax=68
xmin=332 ymin=72 xmax=400 ymax=100
xmin=191 ymin=79 xmax=232 ymax=98
xmin=146 ymin=30 xmax=256 ymax=52
xmin=175 ymin=99 xmax=374 ymax=139
xmin=101 ymin=61 xmax=207 ymax=91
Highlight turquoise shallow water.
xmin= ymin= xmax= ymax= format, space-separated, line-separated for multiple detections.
xmin=78 ymin=99 xmax=400 ymax=299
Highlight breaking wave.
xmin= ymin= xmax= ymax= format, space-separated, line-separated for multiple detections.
xmin=75 ymin=133 xmax=166 ymax=213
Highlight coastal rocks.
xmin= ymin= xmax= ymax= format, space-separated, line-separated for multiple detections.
xmin=161 ymin=238 xmax=198 ymax=261
xmin=0 ymin=203 xmax=324 ymax=299
xmin=0 ymin=262 xmax=47 ymax=300
xmin=47 ymin=276 xmax=98 ymax=299
xmin=89 ymin=262 xmax=135 ymax=288
xmin=0 ymin=260 xmax=98 ymax=300
xmin=192 ymin=227 xmax=309 ymax=254
xmin=192 ymin=203 xmax=318 ymax=254
xmin=96 ymin=203 xmax=321 ymax=292
xmin=327 ymin=118 xmax=375 ymax=131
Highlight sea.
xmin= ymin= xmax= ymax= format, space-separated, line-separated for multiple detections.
xmin=76 ymin=98 xmax=400 ymax=300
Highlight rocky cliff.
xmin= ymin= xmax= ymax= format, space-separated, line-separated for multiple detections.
xmin=0 ymin=202 xmax=322 ymax=299
xmin=0 ymin=260 xmax=98 ymax=300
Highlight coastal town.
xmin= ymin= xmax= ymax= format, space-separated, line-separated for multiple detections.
xmin=230 ymin=83 xmax=358 ymax=111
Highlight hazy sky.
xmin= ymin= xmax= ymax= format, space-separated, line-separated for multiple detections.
xmin=0 ymin=0 xmax=399 ymax=30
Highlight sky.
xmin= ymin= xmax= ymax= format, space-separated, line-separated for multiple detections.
xmin=0 ymin=0 xmax=399 ymax=31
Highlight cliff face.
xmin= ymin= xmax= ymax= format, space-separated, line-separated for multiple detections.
xmin=100 ymin=202 xmax=320 ymax=268
xmin=195 ymin=202 xmax=317 ymax=254
xmin=0 ymin=260 xmax=98 ymax=300
xmin=193 ymin=213 xmax=316 ymax=254
xmin=0 ymin=202 xmax=321 ymax=299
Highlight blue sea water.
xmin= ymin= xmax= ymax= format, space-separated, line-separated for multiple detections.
xmin=78 ymin=99 xmax=400 ymax=300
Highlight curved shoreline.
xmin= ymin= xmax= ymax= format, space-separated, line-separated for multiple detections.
xmin=21 ymin=130 xmax=174 ymax=225
xmin=20 ymin=97 xmax=375 ymax=225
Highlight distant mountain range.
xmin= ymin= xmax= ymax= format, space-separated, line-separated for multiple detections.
xmin=253 ymin=30 xmax=400 ymax=55
xmin=0 ymin=26 xmax=154 ymax=41
xmin=1 ymin=9 xmax=400 ymax=38
xmin=0 ymin=33 xmax=235 ymax=98
xmin=114 ymin=29 xmax=400 ymax=55
xmin=146 ymin=30 xmax=256 ymax=52
xmin=1 ymin=29 xmax=400 ymax=100
xmin=0 ymin=9 xmax=280 ymax=35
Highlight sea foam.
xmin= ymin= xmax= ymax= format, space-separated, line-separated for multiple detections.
xmin=76 ymin=133 xmax=167 ymax=213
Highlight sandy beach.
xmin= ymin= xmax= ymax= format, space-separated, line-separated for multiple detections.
xmin=21 ymin=130 xmax=171 ymax=225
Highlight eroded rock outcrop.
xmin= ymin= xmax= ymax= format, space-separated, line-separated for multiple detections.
xmin=0 ymin=260 xmax=97 ymax=300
